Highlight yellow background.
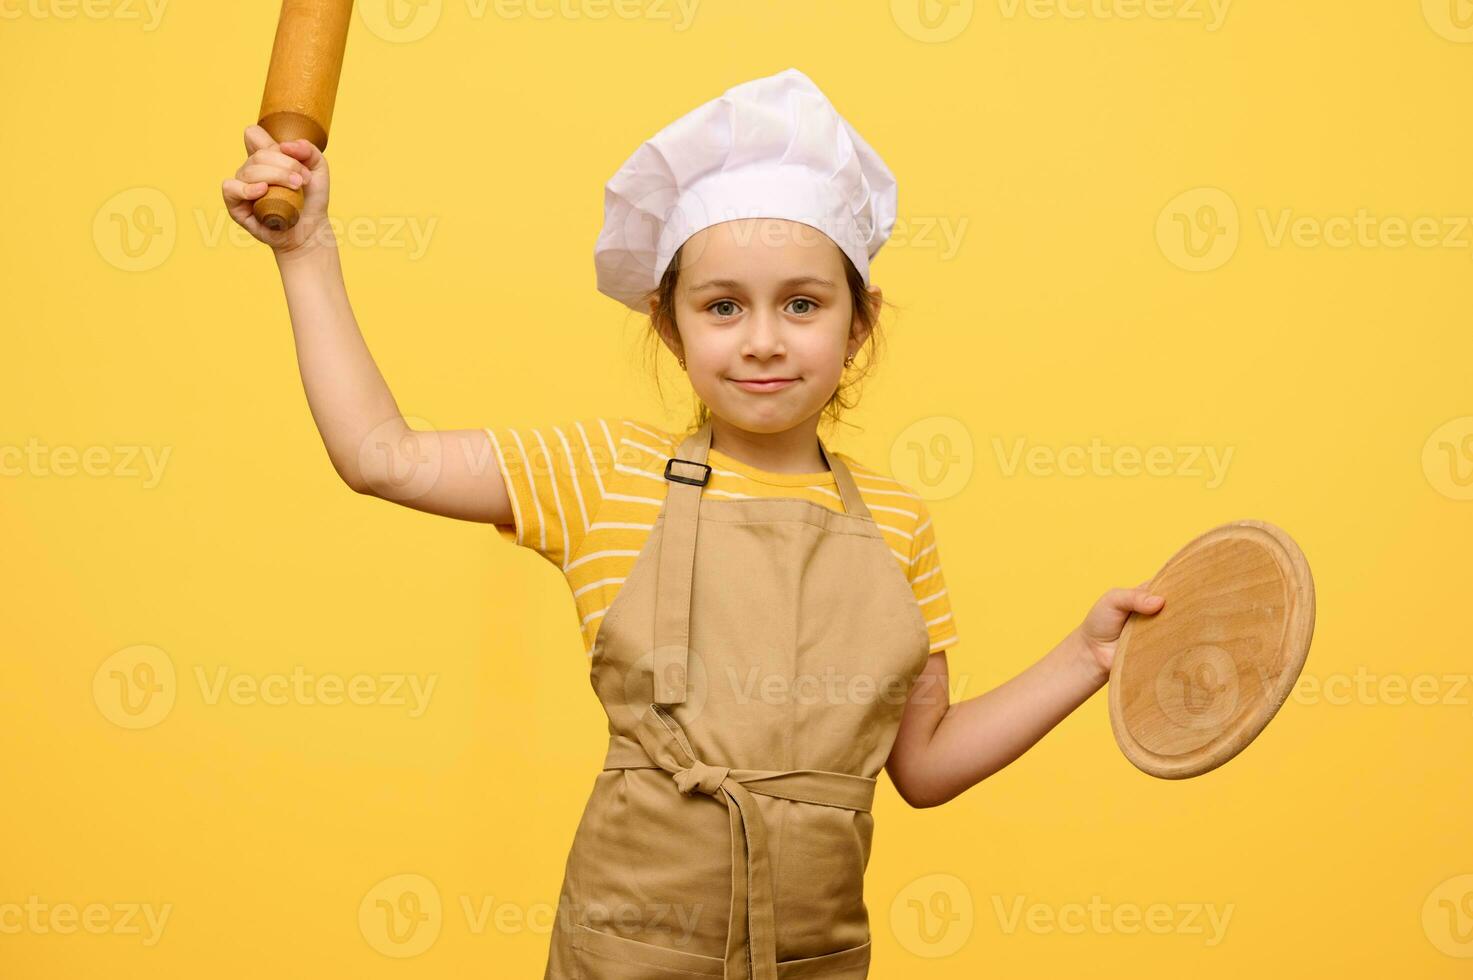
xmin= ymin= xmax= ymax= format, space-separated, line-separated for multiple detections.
xmin=3 ymin=0 xmax=1472 ymax=976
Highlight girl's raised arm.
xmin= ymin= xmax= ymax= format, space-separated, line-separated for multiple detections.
xmin=223 ymin=124 xmax=512 ymax=525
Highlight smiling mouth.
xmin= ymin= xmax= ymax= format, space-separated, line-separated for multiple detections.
xmin=729 ymin=377 xmax=798 ymax=392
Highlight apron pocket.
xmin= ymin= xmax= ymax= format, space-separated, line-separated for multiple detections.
xmin=572 ymin=923 xmax=872 ymax=979
xmin=571 ymin=922 xmax=724 ymax=977
xmin=776 ymin=939 xmax=871 ymax=979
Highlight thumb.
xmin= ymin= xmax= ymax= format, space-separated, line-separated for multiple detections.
xmin=244 ymin=123 xmax=278 ymax=155
xmin=1130 ymin=586 xmax=1166 ymax=614
xmin=280 ymin=138 xmax=326 ymax=173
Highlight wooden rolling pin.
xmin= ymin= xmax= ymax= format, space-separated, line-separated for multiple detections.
xmin=254 ymin=0 xmax=355 ymax=231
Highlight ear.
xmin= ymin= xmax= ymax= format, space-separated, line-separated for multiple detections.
xmin=850 ymin=283 xmax=881 ymax=349
xmin=651 ymin=310 xmax=684 ymax=361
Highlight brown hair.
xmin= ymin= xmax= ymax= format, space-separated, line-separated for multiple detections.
xmin=640 ymin=242 xmax=891 ymax=439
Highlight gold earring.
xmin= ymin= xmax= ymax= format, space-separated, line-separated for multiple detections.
xmin=844 ymin=354 xmax=855 ymax=367
xmin=678 ymin=356 xmax=686 ymax=370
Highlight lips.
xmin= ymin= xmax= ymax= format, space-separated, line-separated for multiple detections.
xmin=730 ymin=377 xmax=797 ymax=392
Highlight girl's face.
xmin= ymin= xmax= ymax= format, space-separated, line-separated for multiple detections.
xmin=655 ymin=218 xmax=878 ymax=436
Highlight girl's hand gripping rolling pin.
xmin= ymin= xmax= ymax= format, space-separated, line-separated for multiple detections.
xmin=222 ymin=126 xmax=331 ymax=255
xmin=241 ymin=0 xmax=354 ymax=234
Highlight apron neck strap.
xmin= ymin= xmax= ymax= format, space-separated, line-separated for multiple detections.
xmin=651 ymin=419 xmax=871 ymax=705
xmin=667 ymin=419 xmax=871 ymax=517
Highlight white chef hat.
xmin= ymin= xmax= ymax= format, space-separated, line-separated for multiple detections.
xmin=593 ymin=67 xmax=899 ymax=313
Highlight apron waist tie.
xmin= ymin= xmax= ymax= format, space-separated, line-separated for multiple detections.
xmin=600 ymin=704 xmax=876 ymax=980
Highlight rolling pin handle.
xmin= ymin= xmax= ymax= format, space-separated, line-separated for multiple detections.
xmin=250 ymin=112 xmax=327 ymax=233
xmin=253 ymin=183 xmax=304 ymax=232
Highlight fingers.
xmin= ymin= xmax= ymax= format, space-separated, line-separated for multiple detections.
xmin=237 ymin=161 xmax=311 ymax=190
xmin=239 ymin=144 xmax=311 ymax=178
xmin=1128 ymin=585 xmax=1165 ymax=614
xmin=221 ymin=177 xmax=268 ymax=205
xmin=278 ymin=138 xmax=325 ymax=172
xmin=241 ymin=125 xmax=317 ymax=173
xmin=1104 ymin=586 xmax=1165 ymax=615
xmin=252 ymin=146 xmax=309 ymax=173
xmin=243 ymin=123 xmax=276 ymax=155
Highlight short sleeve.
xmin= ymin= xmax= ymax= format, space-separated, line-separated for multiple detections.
xmin=484 ymin=417 xmax=621 ymax=569
xmin=907 ymin=496 xmax=960 ymax=655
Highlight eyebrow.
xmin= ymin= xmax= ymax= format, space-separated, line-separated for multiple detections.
xmin=684 ymin=276 xmax=837 ymax=293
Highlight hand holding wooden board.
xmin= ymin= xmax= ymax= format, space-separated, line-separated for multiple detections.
xmin=1108 ymin=520 xmax=1315 ymax=779
xmin=254 ymin=0 xmax=354 ymax=231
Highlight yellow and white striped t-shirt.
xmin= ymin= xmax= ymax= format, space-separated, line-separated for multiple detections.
xmin=485 ymin=418 xmax=960 ymax=658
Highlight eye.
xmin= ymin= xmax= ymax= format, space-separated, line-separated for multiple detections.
xmin=705 ymin=297 xmax=820 ymax=318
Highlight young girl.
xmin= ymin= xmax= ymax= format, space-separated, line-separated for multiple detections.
xmin=223 ymin=66 xmax=1165 ymax=980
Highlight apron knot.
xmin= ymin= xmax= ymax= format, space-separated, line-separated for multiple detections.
xmin=673 ymin=760 xmax=730 ymax=796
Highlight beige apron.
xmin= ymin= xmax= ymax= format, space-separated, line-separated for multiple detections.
xmin=544 ymin=419 xmax=931 ymax=979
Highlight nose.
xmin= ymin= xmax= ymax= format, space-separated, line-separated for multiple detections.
xmin=740 ymin=309 xmax=786 ymax=360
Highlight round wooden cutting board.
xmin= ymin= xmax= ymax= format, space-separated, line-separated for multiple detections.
xmin=1108 ymin=520 xmax=1315 ymax=779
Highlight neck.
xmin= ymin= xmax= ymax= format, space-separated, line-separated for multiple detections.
xmin=707 ymin=414 xmax=830 ymax=474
